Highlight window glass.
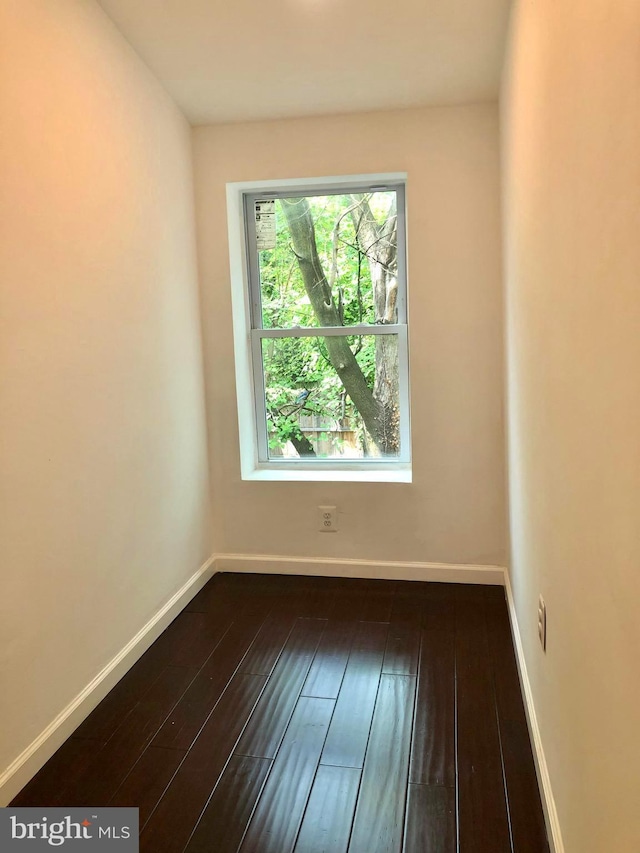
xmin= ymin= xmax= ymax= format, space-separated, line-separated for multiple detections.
xmin=261 ymin=334 xmax=401 ymax=459
xmin=256 ymin=192 xmax=399 ymax=329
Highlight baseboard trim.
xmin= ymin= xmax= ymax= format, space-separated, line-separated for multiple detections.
xmin=0 ymin=555 xmax=216 ymax=807
xmin=504 ymin=573 xmax=565 ymax=853
xmin=214 ymin=553 xmax=507 ymax=585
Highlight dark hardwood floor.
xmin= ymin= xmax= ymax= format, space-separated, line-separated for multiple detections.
xmin=12 ymin=573 xmax=550 ymax=853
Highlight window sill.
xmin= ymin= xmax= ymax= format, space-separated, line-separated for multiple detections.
xmin=242 ymin=466 xmax=412 ymax=483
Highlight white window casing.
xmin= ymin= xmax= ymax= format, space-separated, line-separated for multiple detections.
xmin=226 ymin=173 xmax=411 ymax=483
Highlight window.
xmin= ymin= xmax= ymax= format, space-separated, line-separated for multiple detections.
xmin=227 ymin=174 xmax=411 ymax=482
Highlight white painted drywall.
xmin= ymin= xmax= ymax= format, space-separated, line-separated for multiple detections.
xmin=502 ymin=1 xmax=640 ymax=850
xmin=0 ymin=0 xmax=212 ymax=782
xmin=193 ymin=105 xmax=507 ymax=566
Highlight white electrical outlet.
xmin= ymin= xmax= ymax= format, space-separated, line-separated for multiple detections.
xmin=537 ymin=595 xmax=547 ymax=652
xmin=319 ymin=505 xmax=338 ymax=533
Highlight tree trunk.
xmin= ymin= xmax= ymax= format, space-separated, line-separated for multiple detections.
xmin=280 ymin=196 xmax=390 ymax=453
xmin=289 ymin=429 xmax=316 ymax=456
xmin=352 ymin=196 xmax=400 ymax=455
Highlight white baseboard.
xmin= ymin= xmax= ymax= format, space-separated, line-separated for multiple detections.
xmin=214 ymin=552 xmax=507 ymax=585
xmin=504 ymin=573 xmax=565 ymax=853
xmin=0 ymin=555 xmax=216 ymax=807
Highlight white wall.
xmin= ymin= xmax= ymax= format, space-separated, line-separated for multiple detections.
xmin=0 ymin=0 xmax=212 ymax=790
xmin=194 ymin=105 xmax=507 ymax=567
xmin=502 ymin=1 xmax=640 ymax=850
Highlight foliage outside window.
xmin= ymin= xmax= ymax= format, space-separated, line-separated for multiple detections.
xmin=243 ymin=180 xmax=410 ymax=469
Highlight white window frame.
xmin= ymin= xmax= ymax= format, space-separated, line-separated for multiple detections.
xmin=226 ymin=173 xmax=411 ymax=483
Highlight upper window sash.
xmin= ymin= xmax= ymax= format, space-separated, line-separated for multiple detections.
xmin=244 ymin=184 xmax=407 ymax=332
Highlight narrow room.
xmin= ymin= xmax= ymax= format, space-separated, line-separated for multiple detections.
xmin=1 ymin=1 xmax=639 ymax=851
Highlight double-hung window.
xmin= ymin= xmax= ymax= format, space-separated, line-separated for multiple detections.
xmin=228 ymin=174 xmax=411 ymax=481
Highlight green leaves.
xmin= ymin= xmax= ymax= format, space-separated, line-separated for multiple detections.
xmin=259 ymin=195 xmax=382 ymax=330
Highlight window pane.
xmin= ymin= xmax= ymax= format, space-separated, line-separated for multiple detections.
xmin=255 ymin=191 xmax=398 ymax=329
xmin=260 ymin=334 xmax=401 ymax=460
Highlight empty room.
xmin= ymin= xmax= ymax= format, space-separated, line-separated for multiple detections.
xmin=1 ymin=1 xmax=638 ymax=851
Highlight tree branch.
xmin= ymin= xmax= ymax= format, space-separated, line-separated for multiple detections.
xmin=280 ymin=196 xmax=386 ymax=451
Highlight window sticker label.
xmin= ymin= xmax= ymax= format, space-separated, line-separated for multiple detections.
xmin=254 ymin=199 xmax=276 ymax=250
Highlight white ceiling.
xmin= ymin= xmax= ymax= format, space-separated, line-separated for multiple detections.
xmin=98 ymin=0 xmax=512 ymax=125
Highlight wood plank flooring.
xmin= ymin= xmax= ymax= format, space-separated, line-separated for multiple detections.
xmin=11 ymin=573 xmax=549 ymax=853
